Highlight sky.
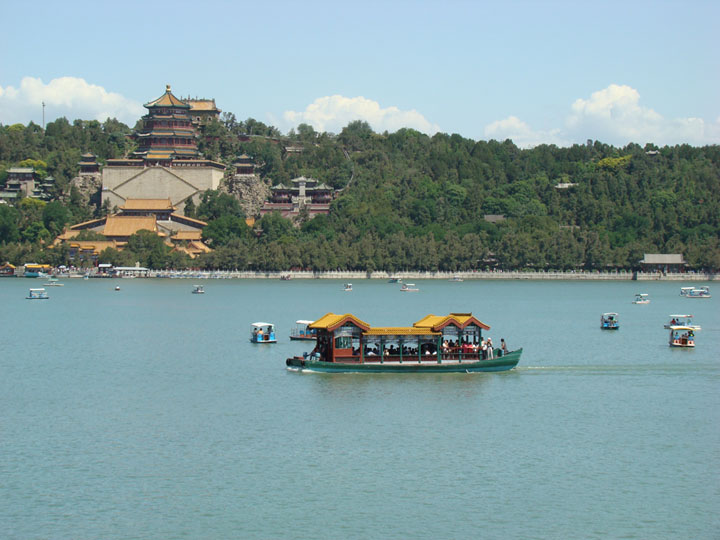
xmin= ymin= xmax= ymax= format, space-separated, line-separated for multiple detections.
xmin=1 ymin=0 xmax=718 ymax=147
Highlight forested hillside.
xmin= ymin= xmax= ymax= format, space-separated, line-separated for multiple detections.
xmin=1 ymin=117 xmax=719 ymax=271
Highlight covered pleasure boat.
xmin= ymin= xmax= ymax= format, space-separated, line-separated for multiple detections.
xmin=601 ymin=312 xmax=619 ymax=329
xmin=290 ymin=320 xmax=317 ymax=341
xmin=286 ymin=312 xmax=521 ymax=373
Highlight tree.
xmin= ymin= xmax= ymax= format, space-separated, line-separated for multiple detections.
xmin=42 ymin=201 xmax=71 ymax=237
xmin=196 ymin=191 xmax=245 ymax=221
xmin=202 ymin=215 xmax=251 ymax=246
xmin=0 ymin=205 xmax=20 ymax=243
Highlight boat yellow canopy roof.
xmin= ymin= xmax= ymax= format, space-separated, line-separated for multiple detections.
xmin=309 ymin=313 xmax=371 ymax=332
xmin=413 ymin=313 xmax=490 ymax=331
xmin=364 ymin=327 xmax=441 ymax=336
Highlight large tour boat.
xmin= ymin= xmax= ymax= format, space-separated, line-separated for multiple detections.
xmin=286 ymin=312 xmax=522 ymax=373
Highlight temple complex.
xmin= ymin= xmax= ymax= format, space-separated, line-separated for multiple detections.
xmin=260 ymin=176 xmax=335 ymax=218
xmin=55 ymin=198 xmax=210 ymax=260
xmin=101 ymin=85 xmax=225 ymax=213
xmin=184 ymin=97 xmax=222 ymax=125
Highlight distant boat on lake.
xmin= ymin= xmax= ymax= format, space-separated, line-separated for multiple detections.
xmin=26 ymin=288 xmax=49 ymax=300
xmin=600 ymin=312 xmax=619 ymax=329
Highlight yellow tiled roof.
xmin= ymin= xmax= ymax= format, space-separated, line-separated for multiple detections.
xmin=414 ymin=313 xmax=490 ymax=331
xmin=309 ymin=313 xmax=371 ymax=331
xmin=172 ymin=230 xmax=203 ymax=241
xmin=68 ymin=240 xmax=119 ymax=253
xmin=144 ymin=85 xmax=190 ymax=109
xmin=121 ymin=198 xmax=175 ymax=211
xmin=69 ymin=217 xmax=106 ymax=230
xmin=364 ymin=327 xmax=441 ymax=336
xmin=187 ymin=99 xmax=218 ymax=111
xmin=103 ymin=216 xmax=157 ymax=237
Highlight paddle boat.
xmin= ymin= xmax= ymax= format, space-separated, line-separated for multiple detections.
xmin=344 ymin=283 xmax=353 ymax=292
xmin=600 ymin=312 xmax=619 ymax=329
xmin=388 ymin=277 xmax=402 ymax=283
xmin=290 ymin=320 xmax=317 ymax=341
xmin=664 ymin=314 xmax=701 ymax=330
xmin=192 ymin=284 xmax=205 ymax=294
xmin=668 ymin=326 xmax=697 ymax=348
xmin=251 ymin=322 xmax=277 ymax=343
xmin=286 ymin=312 xmax=521 ymax=373
xmin=26 ymin=288 xmax=49 ymax=300
xmin=44 ymin=277 xmax=64 ymax=286
xmin=400 ymin=283 xmax=419 ymax=292
xmin=632 ymin=293 xmax=650 ymax=304
xmin=686 ymin=286 xmax=710 ymax=298
xmin=280 ymin=274 xmax=292 ymax=281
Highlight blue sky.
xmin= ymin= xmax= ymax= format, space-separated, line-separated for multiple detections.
xmin=1 ymin=0 xmax=718 ymax=147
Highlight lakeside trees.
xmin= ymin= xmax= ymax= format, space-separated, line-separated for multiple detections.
xmin=1 ymin=117 xmax=719 ymax=271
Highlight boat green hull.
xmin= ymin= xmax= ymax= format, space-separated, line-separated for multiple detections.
xmin=286 ymin=349 xmax=522 ymax=373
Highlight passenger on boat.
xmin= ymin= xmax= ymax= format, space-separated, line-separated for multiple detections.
xmin=487 ymin=338 xmax=494 ymax=359
xmin=500 ymin=338 xmax=508 ymax=356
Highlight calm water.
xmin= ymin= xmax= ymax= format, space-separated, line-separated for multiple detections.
xmin=1 ymin=278 xmax=718 ymax=539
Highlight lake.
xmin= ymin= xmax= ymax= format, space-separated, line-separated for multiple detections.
xmin=1 ymin=277 xmax=718 ymax=539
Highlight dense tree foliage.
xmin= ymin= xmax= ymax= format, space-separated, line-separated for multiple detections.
xmin=1 ymin=116 xmax=718 ymax=271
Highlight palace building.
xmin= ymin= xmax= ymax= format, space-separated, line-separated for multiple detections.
xmin=55 ymin=198 xmax=211 ymax=260
xmin=101 ymin=85 xmax=225 ymax=214
xmin=260 ymin=176 xmax=335 ymax=218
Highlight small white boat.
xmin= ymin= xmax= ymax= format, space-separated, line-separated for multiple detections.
xmin=388 ymin=277 xmax=402 ymax=283
xmin=400 ymin=283 xmax=419 ymax=292
xmin=192 ymin=285 xmax=205 ymax=294
xmin=449 ymin=276 xmax=464 ymax=282
xmin=632 ymin=293 xmax=650 ymax=304
xmin=344 ymin=283 xmax=353 ymax=292
xmin=664 ymin=314 xmax=701 ymax=330
xmin=686 ymin=286 xmax=710 ymax=298
xmin=668 ymin=326 xmax=697 ymax=348
xmin=44 ymin=277 xmax=64 ymax=286
xmin=115 ymin=286 xmax=121 ymax=291
xmin=26 ymin=288 xmax=49 ymax=300
xmin=680 ymin=287 xmax=694 ymax=296
xmin=290 ymin=320 xmax=317 ymax=341
xmin=251 ymin=322 xmax=277 ymax=343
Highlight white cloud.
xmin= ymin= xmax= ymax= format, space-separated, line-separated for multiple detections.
xmin=282 ymin=95 xmax=440 ymax=135
xmin=484 ymin=116 xmax=567 ymax=148
xmin=485 ymin=84 xmax=720 ymax=147
xmin=0 ymin=76 xmax=144 ymax=126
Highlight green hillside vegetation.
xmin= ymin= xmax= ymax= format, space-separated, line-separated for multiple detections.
xmin=1 ymin=116 xmax=719 ymax=271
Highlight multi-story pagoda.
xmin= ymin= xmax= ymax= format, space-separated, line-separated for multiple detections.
xmin=102 ymin=85 xmax=225 ymax=214
xmin=132 ymin=85 xmax=199 ymax=164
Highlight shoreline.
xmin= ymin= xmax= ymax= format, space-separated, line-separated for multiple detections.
xmin=47 ymin=269 xmax=717 ymax=281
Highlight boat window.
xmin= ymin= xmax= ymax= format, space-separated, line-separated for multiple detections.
xmin=335 ymin=336 xmax=353 ymax=349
